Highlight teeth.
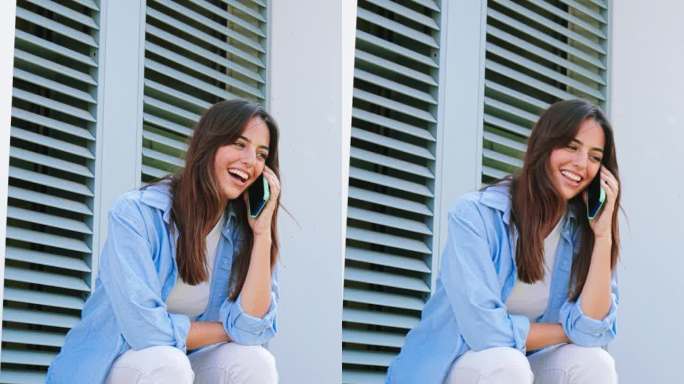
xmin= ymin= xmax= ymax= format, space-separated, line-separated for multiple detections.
xmin=561 ymin=170 xmax=582 ymax=182
xmin=228 ymin=168 xmax=249 ymax=181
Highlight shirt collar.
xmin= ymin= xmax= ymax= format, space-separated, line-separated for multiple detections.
xmin=479 ymin=183 xmax=514 ymax=225
xmin=139 ymin=180 xmax=239 ymax=238
xmin=139 ymin=181 xmax=175 ymax=224
xmin=478 ymin=182 xmax=578 ymax=227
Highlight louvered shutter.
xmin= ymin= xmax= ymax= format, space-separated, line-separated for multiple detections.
xmin=482 ymin=0 xmax=609 ymax=182
xmin=1 ymin=0 xmax=101 ymax=382
xmin=343 ymin=1 xmax=442 ymax=382
xmin=141 ymin=0 xmax=268 ymax=182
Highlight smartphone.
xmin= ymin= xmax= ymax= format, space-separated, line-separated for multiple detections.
xmin=586 ymin=173 xmax=606 ymax=221
xmin=248 ymin=174 xmax=270 ymax=218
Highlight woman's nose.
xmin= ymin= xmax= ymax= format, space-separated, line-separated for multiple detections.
xmin=573 ymin=151 xmax=588 ymax=169
xmin=241 ymin=149 xmax=257 ymax=165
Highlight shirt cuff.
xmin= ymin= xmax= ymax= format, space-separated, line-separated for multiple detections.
xmin=220 ymin=293 xmax=278 ymax=345
xmin=510 ymin=313 xmax=531 ymax=353
xmin=169 ymin=312 xmax=191 ymax=352
xmin=561 ymin=295 xmax=617 ymax=346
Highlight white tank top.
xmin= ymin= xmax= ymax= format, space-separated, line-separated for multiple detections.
xmin=166 ymin=215 xmax=224 ymax=317
xmin=505 ymin=217 xmax=563 ymax=321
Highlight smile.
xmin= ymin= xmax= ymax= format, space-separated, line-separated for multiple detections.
xmin=228 ymin=168 xmax=249 ymax=184
xmin=560 ymin=169 xmax=583 ymax=186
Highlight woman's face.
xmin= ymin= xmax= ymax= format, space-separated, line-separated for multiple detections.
xmin=213 ymin=117 xmax=270 ymax=201
xmin=548 ymin=118 xmax=605 ymax=201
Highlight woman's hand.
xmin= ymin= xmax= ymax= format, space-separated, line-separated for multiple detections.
xmin=240 ymin=166 xmax=278 ymax=317
xmin=580 ymin=165 xmax=618 ymax=320
xmin=586 ymin=166 xmax=619 ymax=240
xmin=246 ymin=165 xmax=280 ymax=238
xmin=526 ymin=323 xmax=570 ymax=351
xmin=186 ymin=321 xmax=230 ymax=351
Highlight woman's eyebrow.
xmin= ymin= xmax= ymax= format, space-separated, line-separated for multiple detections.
xmin=572 ymin=138 xmax=603 ymax=153
xmin=239 ymin=135 xmax=269 ymax=151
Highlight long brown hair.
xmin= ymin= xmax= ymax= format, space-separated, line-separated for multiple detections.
xmin=509 ymin=99 xmax=620 ymax=301
xmin=170 ymin=99 xmax=279 ymax=300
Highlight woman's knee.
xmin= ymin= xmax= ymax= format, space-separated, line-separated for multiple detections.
xmin=193 ymin=343 xmax=277 ymax=384
xmin=149 ymin=346 xmax=194 ymax=377
xmin=232 ymin=345 xmax=277 ymax=382
xmin=566 ymin=345 xmax=617 ymax=382
xmin=107 ymin=346 xmax=193 ymax=384
xmin=486 ymin=347 xmax=533 ymax=381
xmin=449 ymin=347 xmax=533 ymax=383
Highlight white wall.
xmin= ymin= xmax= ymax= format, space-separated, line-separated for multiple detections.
xmin=433 ymin=0 xmax=487 ymax=278
xmin=92 ymin=0 xmax=146 ymax=281
xmin=609 ymin=2 xmax=684 ymax=382
xmin=0 ymin=0 xmax=17 ymax=363
xmin=268 ymin=2 xmax=356 ymax=383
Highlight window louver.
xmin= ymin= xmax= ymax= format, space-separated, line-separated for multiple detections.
xmin=343 ymin=1 xmax=441 ymax=382
xmin=141 ymin=0 xmax=268 ymax=182
xmin=1 ymin=0 xmax=100 ymax=382
xmin=482 ymin=0 xmax=609 ymax=182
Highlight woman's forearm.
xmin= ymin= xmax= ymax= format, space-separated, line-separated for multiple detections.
xmin=579 ymin=236 xmax=612 ymax=319
xmin=238 ymin=234 xmax=273 ymax=317
xmin=186 ymin=321 xmax=230 ymax=350
xmin=526 ymin=323 xmax=569 ymax=351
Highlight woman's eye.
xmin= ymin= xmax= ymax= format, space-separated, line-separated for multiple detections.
xmin=566 ymin=145 xmax=578 ymax=151
xmin=591 ymin=156 xmax=603 ymax=163
xmin=233 ymin=142 xmax=245 ymax=149
xmin=257 ymin=152 xmax=268 ymax=160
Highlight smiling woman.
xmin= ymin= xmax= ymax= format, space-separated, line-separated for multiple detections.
xmin=550 ymin=120 xmax=606 ymax=200
xmin=387 ymin=99 xmax=622 ymax=384
xmin=46 ymin=100 xmax=282 ymax=384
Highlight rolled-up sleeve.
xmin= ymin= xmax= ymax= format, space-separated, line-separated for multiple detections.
xmin=442 ymin=200 xmax=530 ymax=353
xmin=560 ymin=270 xmax=619 ymax=347
xmin=220 ymin=266 xmax=279 ymax=345
xmin=99 ymin=197 xmax=191 ymax=352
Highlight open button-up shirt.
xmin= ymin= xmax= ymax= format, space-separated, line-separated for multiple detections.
xmin=386 ymin=184 xmax=618 ymax=384
xmin=47 ymin=182 xmax=278 ymax=383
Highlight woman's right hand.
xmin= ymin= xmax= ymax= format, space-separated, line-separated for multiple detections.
xmin=246 ymin=165 xmax=280 ymax=238
xmin=186 ymin=321 xmax=230 ymax=350
xmin=587 ymin=166 xmax=619 ymax=241
xmin=526 ymin=323 xmax=570 ymax=351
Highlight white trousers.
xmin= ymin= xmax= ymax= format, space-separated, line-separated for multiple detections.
xmin=446 ymin=345 xmax=617 ymax=384
xmin=105 ymin=343 xmax=278 ymax=384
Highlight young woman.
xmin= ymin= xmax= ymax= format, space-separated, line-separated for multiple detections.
xmin=47 ymin=100 xmax=281 ymax=384
xmin=387 ymin=99 xmax=621 ymax=384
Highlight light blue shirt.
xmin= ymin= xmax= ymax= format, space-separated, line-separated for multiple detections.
xmin=386 ymin=184 xmax=618 ymax=383
xmin=47 ymin=182 xmax=278 ymax=383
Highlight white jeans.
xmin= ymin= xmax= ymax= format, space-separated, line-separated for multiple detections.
xmin=105 ymin=343 xmax=278 ymax=384
xmin=446 ymin=345 xmax=617 ymax=384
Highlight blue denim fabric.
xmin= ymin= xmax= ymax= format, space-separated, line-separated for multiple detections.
xmin=47 ymin=182 xmax=278 ymax=383
xmin=386 ymin=184 xmax=618 ymax=384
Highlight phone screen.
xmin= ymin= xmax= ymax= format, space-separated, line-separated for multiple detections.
xmin=587 ymin=173 xmax=605 ymax=220
xmin=248 ymin=174 xmax=270 ymax=218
